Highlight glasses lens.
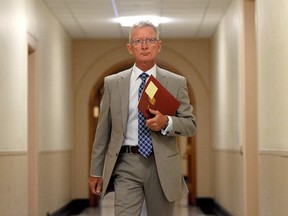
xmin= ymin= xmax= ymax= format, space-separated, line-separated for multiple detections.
xmin=131 ymin=38 xmax=158 ymax=46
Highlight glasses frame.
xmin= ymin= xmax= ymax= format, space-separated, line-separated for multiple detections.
xmin=130 ymin=38 xmax=159 ymax=46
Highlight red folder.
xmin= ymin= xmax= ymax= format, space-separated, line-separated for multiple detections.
xmin=138 ymin=75 xmax=180 ymax=119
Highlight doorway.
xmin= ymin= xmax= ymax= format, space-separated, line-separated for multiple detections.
xmin=28 ymin=38 xmax=39 ymax=216
xmin=243 ymin=0 xmax=259 ymax=215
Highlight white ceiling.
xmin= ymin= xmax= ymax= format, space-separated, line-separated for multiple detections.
xmin=42 ymin=0 xmax=232 ymax=39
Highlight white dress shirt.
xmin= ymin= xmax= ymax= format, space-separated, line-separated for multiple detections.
xmin=123 ymin=64 xmax=172 ymax=146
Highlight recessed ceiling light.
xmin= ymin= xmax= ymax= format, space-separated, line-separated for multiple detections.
xmin=114 ymin=16 xmax=171 ymax=27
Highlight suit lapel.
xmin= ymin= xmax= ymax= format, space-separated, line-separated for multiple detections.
xmin=156 ymin=67 xmax=168 ymax=88
xmin=117 ymin=67 xmax=167 ymax=133
xmin=118 ymin=69 xmax=132 ymax=132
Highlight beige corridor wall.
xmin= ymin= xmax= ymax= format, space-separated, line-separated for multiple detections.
xmin=257 ymin=0 xmax=288 ymax=215
xmin=27 ymin=0 xmax=74 ymax=215
xmin=0 ymin=0 xmax=73 ymax=215
xmin=73 ymin=39 xmax=213 ymax=199
xmin=211 ymin=0 xmax=244 ymax=215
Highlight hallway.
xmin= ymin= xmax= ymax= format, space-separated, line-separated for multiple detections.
xmin=73 ymin=193 xmax=215 ymax=216
xmin=3 ymin=0 xmax=288 ymax=215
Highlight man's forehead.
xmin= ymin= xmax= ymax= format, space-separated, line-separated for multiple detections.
xmin=131 ymin=27 xmax=156 ymax=35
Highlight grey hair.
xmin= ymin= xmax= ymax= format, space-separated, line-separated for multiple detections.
xmin=128 ymin=21 xmax=160 ymax=43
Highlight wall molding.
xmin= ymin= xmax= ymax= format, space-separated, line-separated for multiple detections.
xmin=214 ymin=148 xmax=242 ymax=154
xmin=197 ymin=198 xmax=233 ymax=216
xmin=39 ymin=149 xmax=72 ymax=155
xmin=0 ymin=149 xmax=73 ymax=156
xmin=259 ymin=149 xmax=288 ymax=157
xmin=47 ymin=199 xmax=89 ymax=216
xmin=0 ymin=151 xmax=27 ymax=156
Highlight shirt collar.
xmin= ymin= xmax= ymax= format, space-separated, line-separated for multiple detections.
xmin=131 ymin=64 xmax=157 ymax=82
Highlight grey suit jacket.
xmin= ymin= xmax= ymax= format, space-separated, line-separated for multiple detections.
xmin=90 ymin=66 xmax=196 ymax=202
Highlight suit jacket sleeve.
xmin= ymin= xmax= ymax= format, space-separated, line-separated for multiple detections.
xmin=89 ymin=77 xmax=111 ymax=176
xmin=168 ymin=76 xmax=196 ymax=137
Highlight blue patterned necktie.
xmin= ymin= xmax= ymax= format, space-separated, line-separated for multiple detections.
xmin=138 ymin=73 xmax=152 ymax=157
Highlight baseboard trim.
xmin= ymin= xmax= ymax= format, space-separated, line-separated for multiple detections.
xmin=47 ymin=197 xmax=232 ymax=216
xmin=47 ymin=199 xmax=89 ymax=216
xmin=196 ymin=198 xmax=233 ymax=216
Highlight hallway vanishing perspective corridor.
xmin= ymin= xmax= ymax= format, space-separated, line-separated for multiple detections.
xmin=5 ymin=0 xmax=288 ymax=215
xmin=73 ymin=193 xmax=215 ymax=216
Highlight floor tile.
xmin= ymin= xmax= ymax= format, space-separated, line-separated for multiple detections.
xmin=73 ymin=193 xmax=215 ymax=216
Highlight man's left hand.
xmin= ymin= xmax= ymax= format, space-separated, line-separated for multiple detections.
xmin=146 ymin=109 xmax=168 ymax=131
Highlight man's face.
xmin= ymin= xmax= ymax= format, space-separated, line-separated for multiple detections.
xmin=126 ymin=27 xmax=162 ymax=66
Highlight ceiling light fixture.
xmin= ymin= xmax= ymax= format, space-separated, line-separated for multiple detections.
xmin=114 ymin=15 xmax=171 ymax=27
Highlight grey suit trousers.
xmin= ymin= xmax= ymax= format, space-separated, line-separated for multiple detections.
xmin=113 ymin=152 xmax=176 ymax=216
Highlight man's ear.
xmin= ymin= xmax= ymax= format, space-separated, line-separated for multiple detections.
xmin=126 ymin=43 xmax=132 ymax=54
xmin=157 ymin=41 xmax=162 ymax=53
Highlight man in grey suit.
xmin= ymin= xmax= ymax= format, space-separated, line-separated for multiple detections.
xmin=89 ymin=21 xmax=196 ymax=216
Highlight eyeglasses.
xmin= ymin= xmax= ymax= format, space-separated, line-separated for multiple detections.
xmin=130 ymin=38 xmax=159 ymax=46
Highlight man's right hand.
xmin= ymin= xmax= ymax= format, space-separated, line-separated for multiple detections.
xmin=88 ymin=176 xmax=103 ymax=196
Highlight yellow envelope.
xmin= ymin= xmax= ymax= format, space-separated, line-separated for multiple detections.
xmin=145 ymin=81 xmax=158 ymax=105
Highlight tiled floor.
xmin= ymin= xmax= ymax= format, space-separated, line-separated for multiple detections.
xmin=73 ymin=193 xmax=215 ymax=216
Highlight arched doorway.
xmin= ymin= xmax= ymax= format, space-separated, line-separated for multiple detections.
xmin=88 ymin=60 xmax=197 ymax=206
